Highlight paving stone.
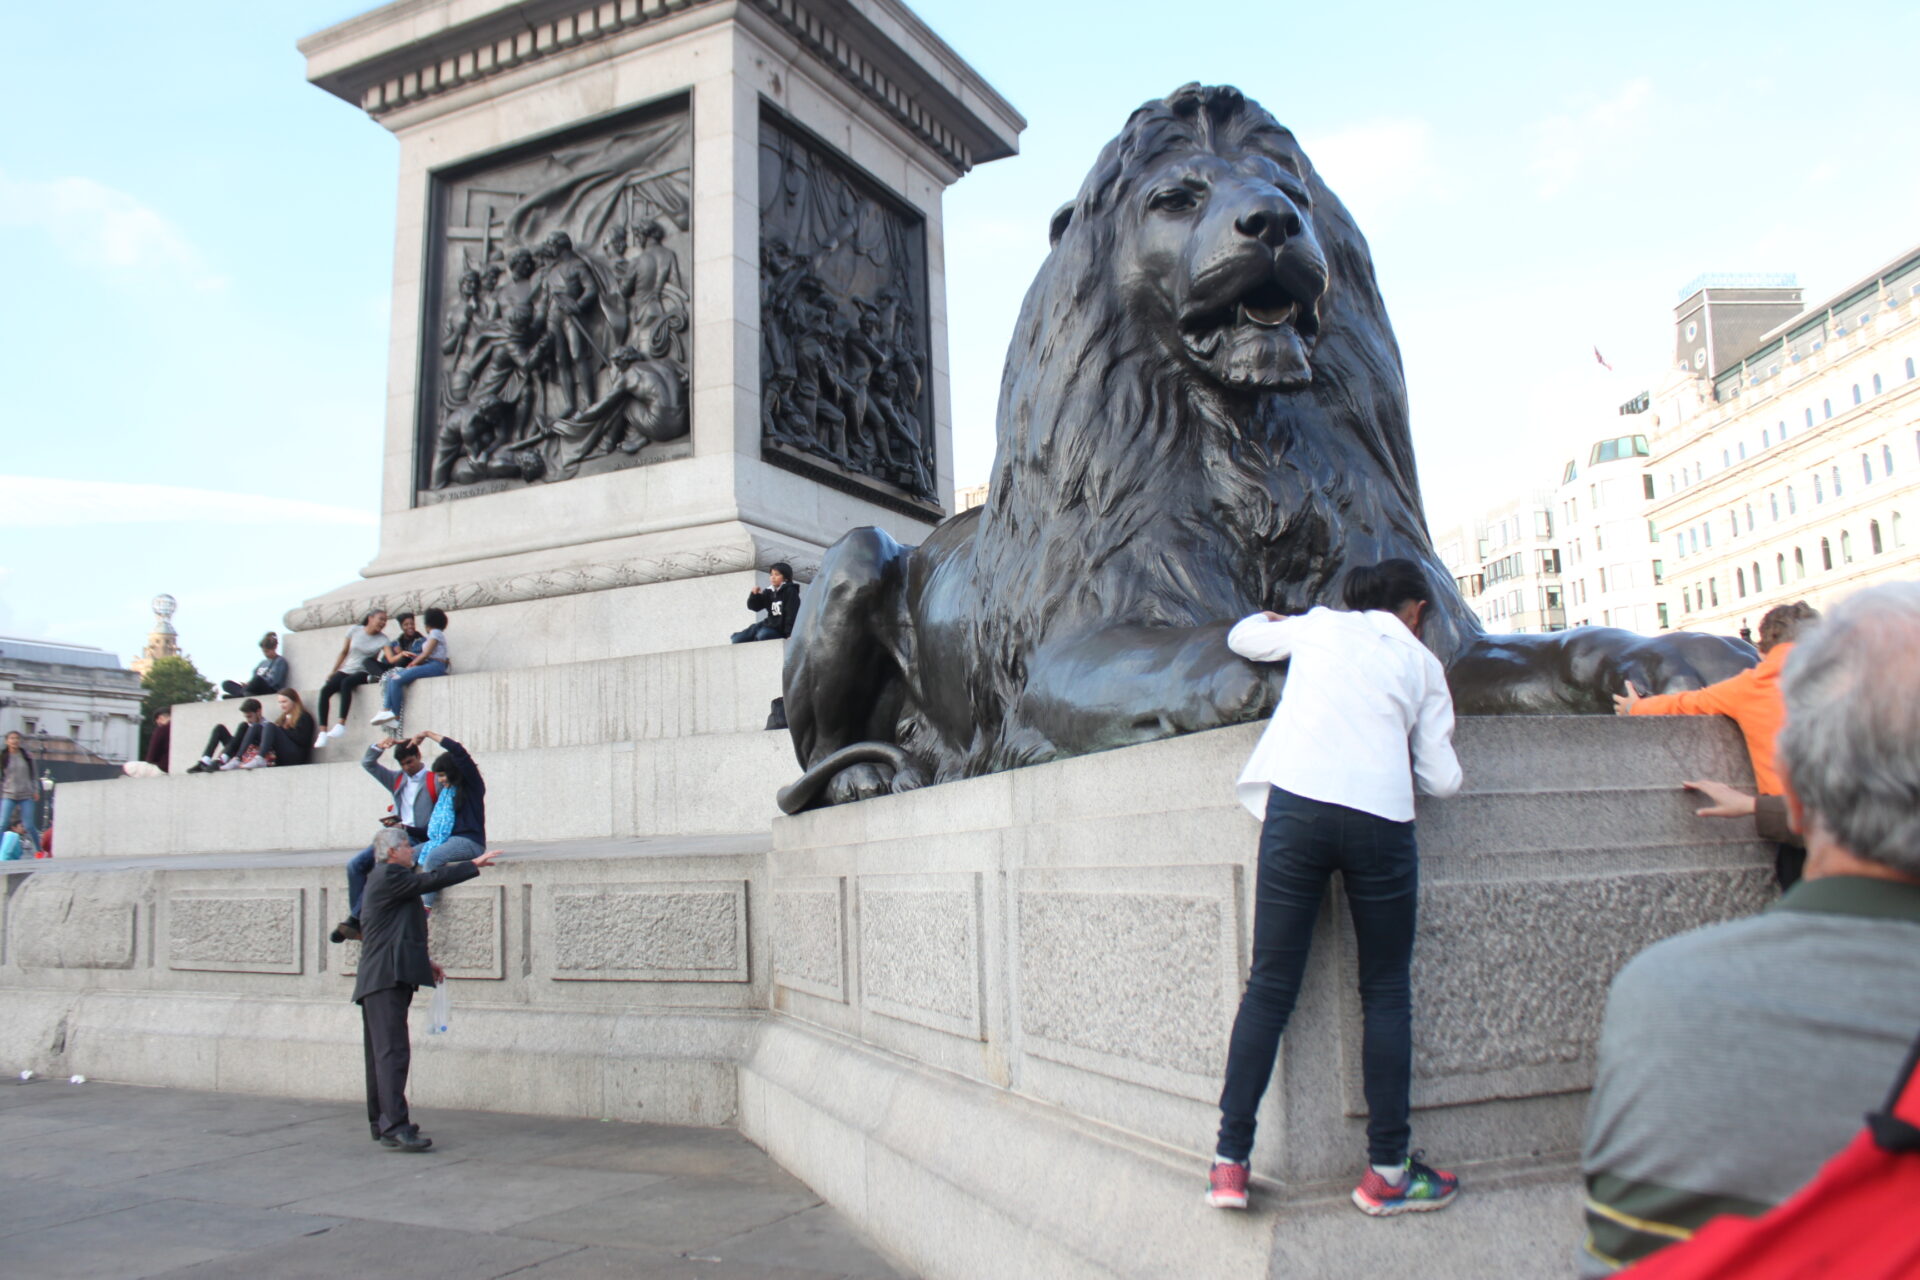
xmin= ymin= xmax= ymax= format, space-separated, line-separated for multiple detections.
xmin=507 ymin=1173 xmax=823 ymax=1253
xmin=0 ymin=1197 xmax=344 ymax=1280
xmin=0 ymin=1173 xmax=160 ymax=1239
xmin=144 ymin=1218 xmax=581 ymax=1279
xmin=116 ymin=1138 xmax=470 ymax=1209
xmin=711 ymin=1204 xmax=910 ymax=1278
xmin=280 ymin=1158 xmax=671 ymax=1232
xmin=507 ymin=1243 xmax=863 ymax=1278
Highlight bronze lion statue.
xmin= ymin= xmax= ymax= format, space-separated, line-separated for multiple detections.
xmin=777 ymin=83 xmax=1751 ymax=812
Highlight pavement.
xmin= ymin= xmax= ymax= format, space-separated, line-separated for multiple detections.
xmin=0 ymin=1078 xmax=910 ymax=1280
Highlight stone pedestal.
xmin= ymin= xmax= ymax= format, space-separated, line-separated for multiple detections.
xmin=287 ymin=0 xmax=1024 ymax=652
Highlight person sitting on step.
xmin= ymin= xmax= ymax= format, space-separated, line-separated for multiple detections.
xmin=331 ymin=735 xmax=440 ymax=943
xmin=731 ymin=563 xmax=800 ymax=644
xmin=221 ymin=631 xmax=290 ymax=699
xmin=369 ymin=608 xmax=450 ymax=732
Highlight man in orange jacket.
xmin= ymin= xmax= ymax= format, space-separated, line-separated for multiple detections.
xmin=1614 ymin=601 xmax=1819 ymax=886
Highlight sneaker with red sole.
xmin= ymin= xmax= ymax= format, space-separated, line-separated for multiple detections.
xmin=1206 ymin=1159 xmax=1249 ymax=1209
xmin=1352 ymin=1152 xmax=1459 ymax=1216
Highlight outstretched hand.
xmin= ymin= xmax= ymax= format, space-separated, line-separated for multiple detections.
xmin=1682 ymin=779 xmax=1757 ymax=819
xmin=474 ymin=849 xmax=505 ymax=868
xmin=1611 ymin=682 xmax=1644 ymax=715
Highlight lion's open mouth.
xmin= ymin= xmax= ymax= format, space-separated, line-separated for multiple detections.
xmin=1180 ymin=269 xmax=1322 ymax=389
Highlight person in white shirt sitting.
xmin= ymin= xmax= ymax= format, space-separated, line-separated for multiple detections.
xmin=1206 ymin=559 xmax=1465 ymax=1218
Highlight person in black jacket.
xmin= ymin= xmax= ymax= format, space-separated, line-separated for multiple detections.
xmin=731 ymin=562 xmax=801 ymax=643
xmin=405 ymin=730 xmax=487 ymax=908
xmin=353 ymin=825 xmax=503 ymax=1151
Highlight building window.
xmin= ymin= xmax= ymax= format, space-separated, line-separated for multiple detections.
xmin=1596 ymin=527 xmax=1605 ymax=551
xmin=1852 ymin=384 xmax=1863 ymax=406
xmin=1896 ymin=512 xmax=1906 ymax=547
xmin=1908 ymin=357 xmax=1916 ymax=380
xmin=1764 ymin=428 xmax=1773 ymax=448
xmin=1702 ymin=522 xmax=1712 ymax=548
xmin=1820 ymin=537 xmax=1833 ymax=571
xmin=1806 ymin=408 xmax=1815 ymax=429
xmin=1688 ymin=528 xmax=1698 ymax=555
xmin=1752 ymin=560 xmax=1761 ymax=591
xmin=1842 ymin=529 xmax=1854 ymax=563
xmin=1641 ymin=475 xmax=1655 ymax=501
xmin=1874 ymin=373 xmax=1883 ymax=395
xmin=1871 ymin=519 xmax=1884 ymax=554
xmin=1722 ymin=449 xmax=1731 ymax=469
xmin=1709 ymin=579 xmax=1719 ymax=607
xmin=1788 ymin=485 xmax=1799 ymax=514
xmin=1652 ymin=559 xmax=1664 ymax=584
xmin=1736 ymin=568 xmax=1746 ymax=597
xmin=1814 ymin=474 xmax=1825 ymax=504
xmin=1682 ymin=588 xmax=1692 ymax=612
xmin=1864 ymin=453 xmax=1874 ymax=485
xmin=1658 ymin=602 xmax=1670 ymax=629
xmin=1598 ymin=567 xmax=1607 ymax=591
xmin=1777 ymin=552 xmax=1787 ymax=583
xmin=1746 ymin=504 xmax=1755 ymax=531
xmin=1730 ymin=512 xmax=1740 ymax=540
xmin=1695 ymin=462 xmax=1704 ymax=483
xmin=1739 ymin=442 xmax=1747 ymax=460
xmin=1885 ymin=444 xmax=1895 ymax=476
xmin=1795 ymin=547 xmax=1806 ymax=578
xmin=1832 ymin=465 xmax=1843 ymax=497
xmin=1770 ymin=493 xmax=1780 ymax=521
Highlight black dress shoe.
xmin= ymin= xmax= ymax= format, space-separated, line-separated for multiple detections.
xmin=329 ymin=918 xmax=362 ymax=943
xmin=384 ymin=1126 xmax=432 ymax=1152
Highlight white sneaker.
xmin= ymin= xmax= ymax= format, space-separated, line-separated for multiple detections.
xmin=219 ymin=757 xmax=244 ymax=771
xmin=313 ymin=733 xmax=328 ymax=749
xmin=241 ymin=756 xmax=272 ymax=769
xmin=199 ymin=756 xmax=216 ymax=769
xmin=328 ymin=724 xmax=346 ymax=739
xmin=369 ymin=709 xmax=398 ymax=727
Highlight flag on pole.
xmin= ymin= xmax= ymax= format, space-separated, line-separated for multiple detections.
xmin=1594 ymin=346 xmax=1613 ymax=372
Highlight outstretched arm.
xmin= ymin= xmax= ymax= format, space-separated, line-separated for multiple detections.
xmin=1226 ymin=611 xmax=1303 ymax=663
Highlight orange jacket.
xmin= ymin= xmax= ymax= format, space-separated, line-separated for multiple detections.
xmin=1630 ymin=643 xmax=1792 ymax=794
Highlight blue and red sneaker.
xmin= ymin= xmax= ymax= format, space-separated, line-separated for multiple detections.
xmin=1351 ymin=1152 xmax=1459 ymax=1216
xmin=1206 ymin=1159 xmax=1250 ymax=1209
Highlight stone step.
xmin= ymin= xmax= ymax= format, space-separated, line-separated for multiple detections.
xmin=166 ymin=638 xmax=786 ymax=770
xmin=59 ymin=729 xmax=796 ymax=858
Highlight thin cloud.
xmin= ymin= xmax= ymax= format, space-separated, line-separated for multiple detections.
xmin=1531 ymin=78 xmax=1654 ymax=199
xmin=0 ymin=168 xmax=228 ymax=291
xmin=1307 ymin=118 xmax=1443 ymax=226
xmin=0 ymin=476 xmax=375 ymax=529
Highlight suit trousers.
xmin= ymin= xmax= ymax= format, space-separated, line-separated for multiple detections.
xmin=360 ymin=985 xmax=415 ymax=1137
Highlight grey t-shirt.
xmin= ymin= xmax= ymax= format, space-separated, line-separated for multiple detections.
xmin=421 ymin=629 xmax=450 ymax=669
xmin=346 ymin=626 xmax=389 ymax=675
xmin=2 ymin=751 xmax=31 ymax=800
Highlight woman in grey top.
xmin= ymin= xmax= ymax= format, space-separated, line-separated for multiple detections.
xmin=315 ymin=611 xmax=391 ymax=746
xmin=369 ymin=608 xmax=450 ymax=731
xmin=1 ymin=730 xmax=41 ymax=851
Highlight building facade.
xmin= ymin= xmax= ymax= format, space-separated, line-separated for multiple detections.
xmin=0 ymin=637 xmax=145 ymax=763
xmin=1434 ymin=493 xmax=1566 ymax=633
xmin=1555 ymin=431 xmax=1669 ymax=633
xmin=1647 ymin=246 xmax=1920 ymax=638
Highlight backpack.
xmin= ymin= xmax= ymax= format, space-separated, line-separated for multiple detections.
xmin=1621 ymin=1025 xmax=1920 ymax=1278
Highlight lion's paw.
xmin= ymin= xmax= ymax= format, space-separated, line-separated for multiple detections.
xmin=828 ymin=763 xmax=895 ymax=805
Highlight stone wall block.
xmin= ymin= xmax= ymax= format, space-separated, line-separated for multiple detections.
xmin=166 ymin=889 xmax=305 ymax=975
xmin=1010 ymin=865 xmax=1243 ymax=1102
xmin=773 ymin=875 xmax=847 ymax=1002
xmin=11 ymin=879 xmax=141 ymax=971
xmin=541 ymin=880 xmax=750 ymax=981
xmin=1332 ymin=865 xmax=1776 ymax=1112
xmin=341 ymin=886 xmax=505 ymax=981
xmin=856 ymin=872 xmax=983 ymax=1039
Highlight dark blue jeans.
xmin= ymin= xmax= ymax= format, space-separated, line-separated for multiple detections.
xmin=346 ymin=843 xmax=376 ymax=916
xmin=1216 ymin=786 xmax=1419 ymax=1166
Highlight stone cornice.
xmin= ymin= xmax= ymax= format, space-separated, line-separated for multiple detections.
xmin=301 ymin=0 xmax=1020 ymax=173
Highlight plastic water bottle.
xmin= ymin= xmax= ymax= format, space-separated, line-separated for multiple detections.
xmin=428 ymin=981 xmax=451 ymax=1035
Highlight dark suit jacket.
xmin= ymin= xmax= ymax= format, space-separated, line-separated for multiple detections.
xmin=350 ymin=859 xmax=481 ymax=1003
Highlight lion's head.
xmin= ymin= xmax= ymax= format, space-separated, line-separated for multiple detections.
xmin=971 ymin=84 xmax=1479 ymax=683
xmin=1050 ymin=84 xmax=1332 ymax=392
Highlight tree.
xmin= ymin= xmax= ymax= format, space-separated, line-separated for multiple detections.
xmin=140 ymin=655 xmax=213 ymax=758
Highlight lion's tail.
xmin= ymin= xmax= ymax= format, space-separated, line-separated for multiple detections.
xmin=776 ymin=743 xmax=930 ymax=815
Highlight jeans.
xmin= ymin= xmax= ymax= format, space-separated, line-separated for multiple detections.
xmin=346 ymin=843 xmax=377 ymax=916
xmin=731 ymin=619 xmax=782 ymax=644
xmin=1216 ymin=786 xmax=1419 ymax=1167
xmin=0 ymin=798 xmax=40 ymax=851
xmin=419 ymin=835 xmax=481 ymax=907
xmin=382 ymin=660 xmax=447 ymax=714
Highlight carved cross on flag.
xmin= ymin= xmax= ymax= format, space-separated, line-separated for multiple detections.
xmin=447 ymin=188 xmax=520 ymax=272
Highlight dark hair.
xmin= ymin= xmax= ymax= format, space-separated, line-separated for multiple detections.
xmin=259 ymin=631 xmax=279 ymax=650
xmin=395 ymin=611 xmax=416 ymax=625
xmin=393 ymin=740 xmax=421 ymax=763
xmin=770 ymin=562 xmax=794 ymax=580
xmin=431 ymin=752 xmax=462 ymax=785
xmin=239 ymin=698 xmax=262 ymax=715
xmin=360 ymin=609 xmax=386 ymax=626
xmin=422 ymin=607 xmax=448 ymax=630
xmin=1342 ymin=559 xmax=1431 ymax=614
xmin=1759 ymin=600 xmax=1819 ymax=651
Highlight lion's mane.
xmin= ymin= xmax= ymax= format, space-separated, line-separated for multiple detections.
xmin=949 ymin=85 xmax=1480 ymax=770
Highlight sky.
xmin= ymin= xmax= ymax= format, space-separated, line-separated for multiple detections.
xmin=3 ymin=0 xmax=1917 ymax=683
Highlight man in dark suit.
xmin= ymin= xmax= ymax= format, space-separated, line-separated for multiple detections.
xmin=353 ymin=824 xmax=502 ymax=1151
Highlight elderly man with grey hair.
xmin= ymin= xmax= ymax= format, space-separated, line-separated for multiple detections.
xmin=1577 ymin=582 xmax=1920 ymax=1276
xmin=353 ymin=824 xmax=502 ymax=1152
